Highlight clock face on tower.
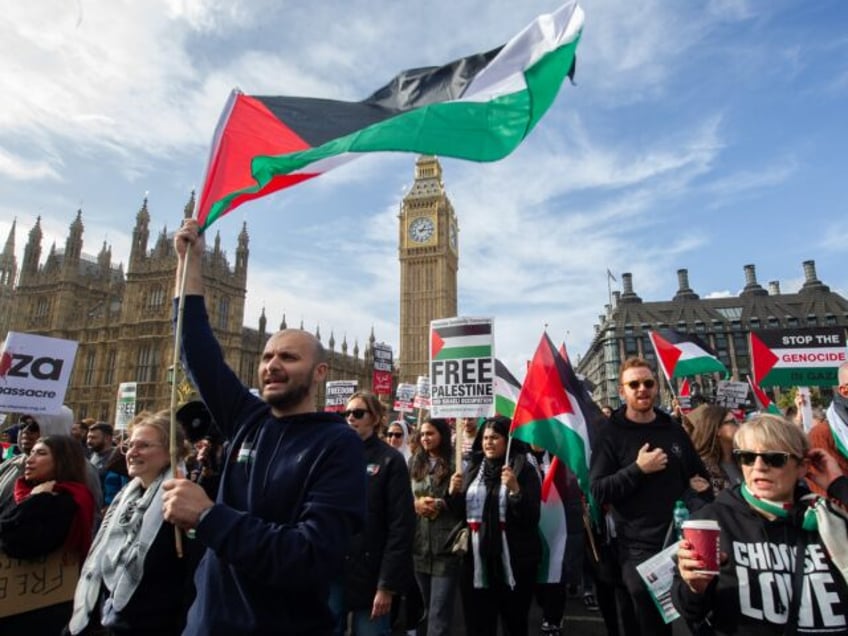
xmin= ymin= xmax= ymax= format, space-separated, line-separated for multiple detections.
xmin=408 ymin=217 xmax=435 ymax=243
xmin=449 ymin=222 xmax=458 ymax=252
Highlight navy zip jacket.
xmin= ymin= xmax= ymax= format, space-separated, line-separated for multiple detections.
xmin=178 ymin=297 xmax=367 ymax=635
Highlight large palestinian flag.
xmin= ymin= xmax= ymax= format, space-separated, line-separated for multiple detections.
xmin=648 ymin=329 xmax=728 ymax=380
xmin=195 ymin=2 xmax=584 ymax=229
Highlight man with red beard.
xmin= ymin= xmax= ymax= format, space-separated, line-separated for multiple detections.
xmin=163 ymin=219 xmax=366 ymax=636
xmin=590 ymin=357 xmax=710 ymax=636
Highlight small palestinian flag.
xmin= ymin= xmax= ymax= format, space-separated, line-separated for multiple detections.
xmin=511 ymin=332 xmax=598 ymax=520
xmin=195 ymin=2 xmax=584 ymax=229
xmin=677 ymin=378 xmax=692 ymax=414
xmin=648 ymin=329 xmax=729 ymax=380
xmin=430 ymin=320 xmax=493 ymax=361
xmin=746 ymin=376 xmax=781 ymax=415
xmin=537 ymin=455 xmax=568 ymax=584
xmin=494 ymin=359 xmax=521 ymax=418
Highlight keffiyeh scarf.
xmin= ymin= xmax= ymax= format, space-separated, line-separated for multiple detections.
xmin=466 ymin=458 xmax=515 ymax=589
xmin=69 ymin=469 xmax=171 ymax=634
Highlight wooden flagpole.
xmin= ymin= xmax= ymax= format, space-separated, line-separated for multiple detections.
xmin=169 ymin=243 xmax=192 ymax=558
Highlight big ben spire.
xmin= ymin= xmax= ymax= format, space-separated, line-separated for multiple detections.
xmin=398 ymin=156 xmax=459 ymax=383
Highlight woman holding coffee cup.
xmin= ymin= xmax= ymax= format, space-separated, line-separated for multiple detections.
xmin=672 ymin=413 xmax=848 ymax=634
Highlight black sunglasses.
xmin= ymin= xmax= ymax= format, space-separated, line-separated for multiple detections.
xmin=733 ymin=450 xmax=796 ymax=468
xmin=624 ymin=379 xmax=656 ymax=390
xmin=342 ymin=409 xmax=370 ymax=420
xmin=385 ymin=432 xmax=403 ymax=438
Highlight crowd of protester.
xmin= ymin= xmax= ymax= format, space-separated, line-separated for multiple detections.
xmin=1 ymin=356 xmax=847 ymax=634
xmin=0 ymin=221 xmax=844 ymax=634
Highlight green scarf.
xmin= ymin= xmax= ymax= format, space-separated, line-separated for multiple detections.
xmin=740 ymin=483 xmax=817 ymax=531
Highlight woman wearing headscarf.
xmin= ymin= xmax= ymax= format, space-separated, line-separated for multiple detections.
xmin=408 ymin=417 xmax=462 ymax=636
xmin=0 ymin=434 xmax=96 ymax=632
xmin=70 ymin=410 xmax=199 ymax=635
xmin=385 ymin=419 xmax=411 ymax=463
xmin=448 ymin=415 xmax=542 ymax=636
xmin=672 ymin=414 xmax=848 ymax=634
xmin=684 ymin=404 xmax=742 ymax=497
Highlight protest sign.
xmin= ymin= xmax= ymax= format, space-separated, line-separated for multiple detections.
xmin=0 ymin=550 xmax=79 ymax=618
xmin=429 ymin=317 xmax=494 ymax=419
xmin=372 ymin=342 xmax=393 ymax=397
xmin=0 ymin=332 xmax=78 ymax=414
xmin=750 ymin=327 xmax=847 ymax=387
xmin=394 ymin=383 xmax=416 ymax=413
xmin=114 ymin=381 xmax=138 ymax=431
xmin=414 ymin=375 xmax=431 ymax=410
xmin=715 ymin=380 xmax=749 ymax=409
xmin=325 ymin=380 xmax=358 ymax=413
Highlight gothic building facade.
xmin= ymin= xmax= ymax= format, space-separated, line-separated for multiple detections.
xmin=0 ymin=197 xmax=377 ymax=422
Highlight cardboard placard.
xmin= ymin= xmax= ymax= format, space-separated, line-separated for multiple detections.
xmin=0 ymin=549 xmax=79 ymax=617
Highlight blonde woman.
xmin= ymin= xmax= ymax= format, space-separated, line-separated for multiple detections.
xmin=673 ymin=414 xmax=848 ymax=634
xmin=71 ymin=411 xmax=199 ymax=635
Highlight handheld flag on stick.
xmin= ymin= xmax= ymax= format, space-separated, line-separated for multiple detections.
xmin=648 ymin=329 xmax=729 ymax=380
xmin=510 ymin=332 xmax=599 ymax=520
xmin=195 ymin=2 xmax=584 ymax=230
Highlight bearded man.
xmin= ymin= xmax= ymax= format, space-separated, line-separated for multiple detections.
xmin=163 ymin=219 xmax=366 ymax=636
xmin=590 ymin=357 xmax=711 ymax=636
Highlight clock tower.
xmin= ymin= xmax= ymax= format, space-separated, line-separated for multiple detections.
xmin=399 ymin=155 xmax=459 ymax=383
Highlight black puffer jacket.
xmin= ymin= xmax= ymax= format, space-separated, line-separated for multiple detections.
xmin=342 ymin=434 xmax=416 ymax=609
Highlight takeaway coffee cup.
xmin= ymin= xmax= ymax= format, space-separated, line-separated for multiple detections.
xmin=682 ymin=519 xmax=721 ymax=575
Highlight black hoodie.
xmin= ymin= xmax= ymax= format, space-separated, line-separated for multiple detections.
xmin=590 ymin=407 xmax=710 ymax=554
xmin=672 ymin=481 xmax=848 ymax=634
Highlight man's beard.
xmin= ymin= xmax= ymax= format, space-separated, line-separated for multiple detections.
xmin=264 ymin=378 xmax=312 ymax=412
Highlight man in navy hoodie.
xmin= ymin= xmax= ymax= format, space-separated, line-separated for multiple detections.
xmin=590 ymin=357 xmax=710 ymax=636
xmin=163 ymin=219 xmax=367 ymax=635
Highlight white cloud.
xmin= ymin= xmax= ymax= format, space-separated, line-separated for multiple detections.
xmin=0 ymin=146 xmax=62 ymax=181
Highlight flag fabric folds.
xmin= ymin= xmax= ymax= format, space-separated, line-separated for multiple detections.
xmin=195 ymin=2 xmax=584 ymax=229
xmin=537 ymin=455 xmax=568 ymax=584
xmin=494 ymin=359 xmax=522 ymax=418
xmin=648 ymin=329 xmax=729 ymax=380
xmin=746 ymin=376 xmax=781 ymax=415
xmin=510 ymin=332 xmax=598 ymax=519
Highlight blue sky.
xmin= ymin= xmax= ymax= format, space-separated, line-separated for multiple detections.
xmin=1 ymin=0 xmax=846 ymax=379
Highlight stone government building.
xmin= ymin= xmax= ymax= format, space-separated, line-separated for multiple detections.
xmin=576 ymin=263 xmax=848 ymax=408
xmin=0 ymin=196 xmax=377 ymax=422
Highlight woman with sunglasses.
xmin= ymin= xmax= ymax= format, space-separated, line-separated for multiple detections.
xmin=685 ymin=404 xmax=743 ymax=497
xmin=409 ymin=417 xmax=462 ymax=636
xmin=673 ymin=413 xmax=848 ymax=634
xmin=0 ymin=434 xmax=96 ymax=633
xmin=385 ymin=420 xmax=411 ymax=462
xmin=70 ymin=410 xmax=200 ymax=635
xmin=330 ymin=392 xmax=415 ymax=636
